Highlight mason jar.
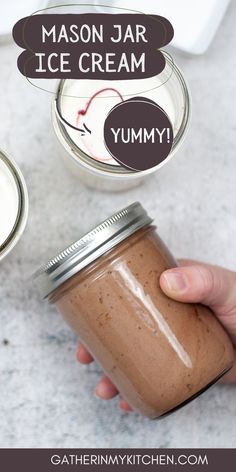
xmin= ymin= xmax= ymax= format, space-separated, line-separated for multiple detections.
xmin=52 ymin=52 xmax=191 ymax=191
xmin=0 ymin=149 xmax=28 ymax=261
xmin=34 ymin=202 xmax=234 ymax=418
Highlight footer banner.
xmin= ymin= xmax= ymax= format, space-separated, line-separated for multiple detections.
xmin=0 ymin=449 xmax=235 ymax=472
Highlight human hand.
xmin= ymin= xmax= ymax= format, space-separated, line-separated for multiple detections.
xmin=76 ymin=261 xmax=236 ymax=412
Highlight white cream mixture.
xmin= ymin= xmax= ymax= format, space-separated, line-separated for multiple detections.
xmin=0 ymin=158 xmax=19 ymax=247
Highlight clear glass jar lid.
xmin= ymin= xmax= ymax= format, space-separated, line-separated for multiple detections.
xmin=34 ymin=202 xmax=153 ymax=299
xmin=0 ymin=149 xmax=28 ymax=260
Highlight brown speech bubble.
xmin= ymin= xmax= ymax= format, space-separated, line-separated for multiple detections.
xmin=104 ymin=97 xmax=174 ymax=171
xmin=13 ymin=13 xmax=174 ymax=80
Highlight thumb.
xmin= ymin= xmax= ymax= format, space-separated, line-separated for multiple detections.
xmin=159 ymin=263 xmax=236 ymax=345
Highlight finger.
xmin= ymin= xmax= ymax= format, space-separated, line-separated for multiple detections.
xmin=160 ymin=263 xmax=236 ymax=345
xmin=160 ymin=263 xmax=236 ymax=315
xmin=177 ymin=258 xmax=206 ymax=266
xmin=119 ymin=398 xmax=133 ymax=412
xmin=76 ymin=343 xmax=94 ymax=364
xmin=95 ymin=375 xmax=118 ymax=399
xmin=177 ymin=258 xmax=226 ymax=271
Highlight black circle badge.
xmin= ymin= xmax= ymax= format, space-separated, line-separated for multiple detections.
xmin=104 ymin=97 xmax=174 ymax=171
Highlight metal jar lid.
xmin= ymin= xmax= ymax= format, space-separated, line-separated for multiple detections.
xmin=0 ymin=149 xmax=28 ymax=261
xmin=34 ymin=202 xmax=153 ymax=299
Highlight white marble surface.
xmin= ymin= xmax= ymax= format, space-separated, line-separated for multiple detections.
xmin=0 ymin=3 xmax=236 ymax=448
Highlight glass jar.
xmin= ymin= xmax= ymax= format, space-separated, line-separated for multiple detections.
xmin=0 ymin=149 xmax=28 ymax=260
xmin=52 ymin=52 xmax=191 ymax=191
xmin=35 ymin=203 xmax=234 ymax=418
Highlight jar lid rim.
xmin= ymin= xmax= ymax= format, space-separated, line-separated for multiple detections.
xmin=0 ymin=149 xmax=28 ymax=260
xmin=34 ymin=202 xmax=153 ymax=299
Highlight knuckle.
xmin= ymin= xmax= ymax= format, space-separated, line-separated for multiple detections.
xmin=197 ymin=265 xmax=222 ymax=300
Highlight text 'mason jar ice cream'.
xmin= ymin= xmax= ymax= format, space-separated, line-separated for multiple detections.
xmin=52 ymin=52 xmax=191 ymax=191
xmin=35 ymin=203 xmax=234 ymax=418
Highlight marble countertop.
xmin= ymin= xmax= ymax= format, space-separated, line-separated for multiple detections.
xmin=0 ymin=3 xmax=236 ymax=448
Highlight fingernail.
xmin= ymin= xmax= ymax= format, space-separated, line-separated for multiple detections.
xmin=162 ymin=271 xmax=187 ymax=292
xmin=95 ymin=385 xmax=103 ymax=398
